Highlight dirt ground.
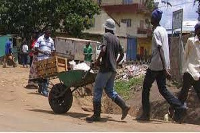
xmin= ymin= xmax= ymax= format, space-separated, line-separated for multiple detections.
xmin=0 ymin=66 xmax=199 ymax=132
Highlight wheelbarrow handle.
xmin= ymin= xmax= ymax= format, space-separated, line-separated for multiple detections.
xmin=82 ymin=62 xmax=95 ymax=79
xmin=82 ymin=67 xmax=92 ymax=79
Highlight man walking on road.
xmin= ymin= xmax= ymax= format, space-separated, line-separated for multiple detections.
xmin=137 ymin=9 xmax=187 ymax=123
xmin=172 ymin=22 xmax=200 ymax=112
xmin=86 ymin=18 xmax=130 ymax=122
xmin=34 ymin=27 xmax=55 ymax=97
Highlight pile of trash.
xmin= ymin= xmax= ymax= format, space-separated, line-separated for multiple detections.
xmin=116 ymin=64 xmax=148 ymax=81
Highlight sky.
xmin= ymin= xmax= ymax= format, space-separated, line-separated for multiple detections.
xmin=155 ymin=0 xmax=198 ymax=29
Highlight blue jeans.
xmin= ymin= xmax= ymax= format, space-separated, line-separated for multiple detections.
xmin=142 ymin=69 xmax=184 ymax=114
xmin=93 ymin=72 xmax=118 ymax=103
xmin=38 ymin=78 xmax=49 ymax=96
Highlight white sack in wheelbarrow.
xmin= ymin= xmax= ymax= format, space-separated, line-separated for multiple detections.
xmin=73 ymin=62 xmax=94 ymax=73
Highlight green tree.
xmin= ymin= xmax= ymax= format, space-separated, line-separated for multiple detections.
xmin=144 ymin=0 xmax=155 ymax=10
xmin=0 ymin=0 xmax=100 ymax=38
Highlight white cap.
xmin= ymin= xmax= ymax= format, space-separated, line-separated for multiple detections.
xmin=103 ymin=18 xmax=116 ymax=31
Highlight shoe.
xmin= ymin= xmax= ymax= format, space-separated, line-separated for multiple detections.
xmin=173 ymin=107 xmax=187 ymax=124
xmin=86 ymin=102 xmax=101 ymax=122
xmin=136 ymin=114 xmax=150 ymax=121
xmin=114 ymin=96 xmax=130 ymax=120
xmin=86 ymin=114 xmax=101 ymax=122
xmin=121 ymin=106 xmax=131 ymax=120
xmin=38 ymin=88 xmax=41 ymax=93
xmin=25 ymin=84 xmax=38 ymax=89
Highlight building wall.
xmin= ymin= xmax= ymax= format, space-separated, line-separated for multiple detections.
xmin=84 ymin=10 xmax=128 ymax=51
xmin=86 ymin=10 xmax=150 ymax=38
xmin=87 ymin=0 xmax=152 ymax=61
xmin=110 ymin=13 xmax=149 ymax=38
xmin=137 ymin=37 xmax=151 ymax=57
xmin=85 ymin=10 xmax=127 ymax=37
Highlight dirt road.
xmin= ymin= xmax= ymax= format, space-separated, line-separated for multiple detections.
xmin=0 ymin=67 xmax=199 ymax=132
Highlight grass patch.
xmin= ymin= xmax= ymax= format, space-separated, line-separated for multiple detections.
xmin=115 ymin=76 xmax=144 ymax=100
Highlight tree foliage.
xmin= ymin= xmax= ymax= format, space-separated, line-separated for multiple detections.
xmin=143 ymin=0 xmax=156 ymax=11
xmin=0 ymin=0 xmax=100 ymax=38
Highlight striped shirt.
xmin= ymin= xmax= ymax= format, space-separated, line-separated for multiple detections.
xmin=34 ymin=35 xmax=55 ymax=60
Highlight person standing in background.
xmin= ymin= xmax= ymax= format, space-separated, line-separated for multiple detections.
xmin=25 ymin=31 xmax=40 ymax=89
xmin=3 ymin=38 xmax=17 ymax=68
xmin=34 ymin=27 xmax=55 ymax=97
xmin=29 ymin=31 xmax=39 ymax=67
xmin=83 ymin=42 xmax=93 ymax=66
xmin=21 ymin=38 xmax=29 ymax=68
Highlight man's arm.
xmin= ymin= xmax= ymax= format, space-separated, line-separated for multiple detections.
xmin=117 ymin=45 xmax=124 ymax=64
xmin=158 ymin=46 xmax=171 ymax=79
xmin=184 ymin=39 xmax=192 ymax=61
xmin=95 ymin=45 xmax=106 ymax=66
xmin=95 ymin=36 xmax=107 ymax=66
xmin=158 ymin=45 xmax=166 ymax=69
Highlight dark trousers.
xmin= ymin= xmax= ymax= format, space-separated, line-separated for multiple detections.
xmin=178 ymin=72 xmax=200 ymax=103
xmin=22 ymin=53 xmax=28 ymax=66
xmin=29 ymin=56 xmax=33 ymax=67
xmin=142 ymin=69 xmax=183 ymax=115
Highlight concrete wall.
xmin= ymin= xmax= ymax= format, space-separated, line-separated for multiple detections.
xmin=170 ymin=34 xmax=192 ymax=82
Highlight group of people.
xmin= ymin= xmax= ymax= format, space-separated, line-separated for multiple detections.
xmin=2 ymin=8 xmax=199 ymax=123
xmin=86 ymin=8 xmax=200 ymax=124
xmin=2 ymin=28 xmax=55 ymax=97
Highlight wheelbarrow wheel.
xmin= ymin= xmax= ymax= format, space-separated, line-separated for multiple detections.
xmin=48 ymin=83 xmax=73 ymax=114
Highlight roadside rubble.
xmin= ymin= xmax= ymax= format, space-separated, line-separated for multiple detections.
xmin=69 ymin=60 xmax=148 ymax=81
xmin=116 ymin=64 xmax=148 ymax=81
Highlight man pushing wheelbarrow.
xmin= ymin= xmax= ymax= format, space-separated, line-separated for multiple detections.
xmin=86 ymin=18 xmax=130 ymax=122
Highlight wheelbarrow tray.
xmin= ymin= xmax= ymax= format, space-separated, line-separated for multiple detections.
xmin=57 ymin=70 xmax=97 ymax=89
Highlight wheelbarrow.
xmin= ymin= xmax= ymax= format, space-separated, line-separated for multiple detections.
xmin=48 ymin=68 xmax=97 ymax=114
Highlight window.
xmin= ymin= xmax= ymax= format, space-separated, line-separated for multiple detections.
xmin=140 ymin=20 xmax=145 ymax=29
xmin=121 ymin=19 xmax=132 ymax=27
xmin=122 ymin=0 xmax=133 ymax=4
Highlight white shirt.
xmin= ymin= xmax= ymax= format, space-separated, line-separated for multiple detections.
xmin=34 ymin=35 xmax=55 ymax=60
xmin=149 ymin=26 xmax=170 ymax=71
xmin=22 ymin=44 xmax=28 ymax=53
xmin=182 ymin=36 xmax=200 ymax=80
